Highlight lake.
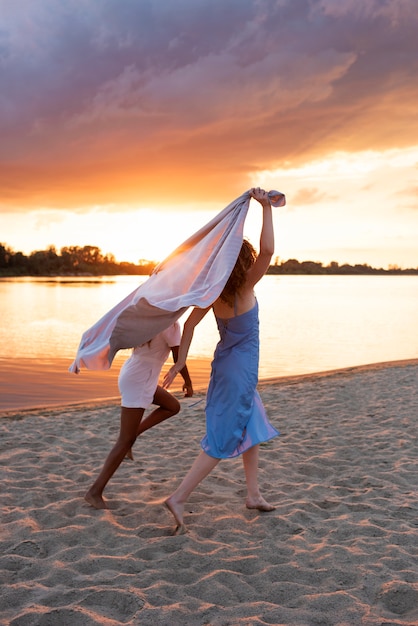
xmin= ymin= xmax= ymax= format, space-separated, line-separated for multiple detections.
xmin=1 ymin=274 xmax=417 ymax=378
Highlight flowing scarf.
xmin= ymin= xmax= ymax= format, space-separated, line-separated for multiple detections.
xmin=69 ymin=189 xmax=285 ymax=373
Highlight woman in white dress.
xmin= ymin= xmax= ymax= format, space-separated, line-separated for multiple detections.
xmin=85 ymin=322 xmax=192 ymax=509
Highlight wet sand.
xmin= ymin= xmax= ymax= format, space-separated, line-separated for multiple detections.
xmin=0 ymin=356 xmax=212 ymax=413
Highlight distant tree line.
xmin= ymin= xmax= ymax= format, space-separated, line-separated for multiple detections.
xmin=1 ymin=243 xmax=417 ymax=276
xmin=268 ymin=258 xmax=418 ymax=275
xmin=0 ymin=243 xmax=157 ymax=276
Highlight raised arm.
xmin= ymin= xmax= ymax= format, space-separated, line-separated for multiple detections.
xmin=163 ymin=306 xmax=211 ymax=389
xmin=245 ymin=187 xmax=275 ymax=288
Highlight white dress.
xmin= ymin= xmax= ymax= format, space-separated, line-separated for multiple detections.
xmin=118 ymin=323 xmax=181 ymax=408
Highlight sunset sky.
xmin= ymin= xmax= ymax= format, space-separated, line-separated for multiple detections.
xmin=1 ymin=0 xmax=418 ymax=268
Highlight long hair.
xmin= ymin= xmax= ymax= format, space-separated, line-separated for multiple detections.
xmin=219 ymin=239 xmax=257 ymax=307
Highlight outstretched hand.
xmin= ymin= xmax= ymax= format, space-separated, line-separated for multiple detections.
xmin=183 ymin=382 xmax=193 ymax=397
xmin=163 ymin=365 xmax=178 ymax=390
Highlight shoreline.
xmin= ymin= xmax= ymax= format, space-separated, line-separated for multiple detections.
xmin=0 ymin=355 xmax=212 ymax=416
xmin=1 ymin=356 xmax=417 ymax=417
xmin=259 ymin=357 xmax=418 ymax=387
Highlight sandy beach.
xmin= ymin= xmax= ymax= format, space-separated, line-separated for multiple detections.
xmin=1 ymin=359 xmax=418 ymax=625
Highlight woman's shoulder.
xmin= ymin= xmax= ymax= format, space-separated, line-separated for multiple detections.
xmin=213 ymin=289 xmax=255 ymax=318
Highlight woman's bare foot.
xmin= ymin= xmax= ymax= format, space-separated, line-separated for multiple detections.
xmin=245 ymin=496 xmax=276 ymax=512
xmin=85 ymin=490 xmax=108 ymax=510
xmin=164 ymin=497 xmax=186 ymax=534
xmin=173 ymin=523 xmax=187 ymax=535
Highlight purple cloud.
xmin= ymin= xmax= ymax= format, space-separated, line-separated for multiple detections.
xmin=1 ymin=0 xmax=417 ymax=208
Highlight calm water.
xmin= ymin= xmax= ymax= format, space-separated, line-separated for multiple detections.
xmin=1 ymin=275 xmax=417 ymax=378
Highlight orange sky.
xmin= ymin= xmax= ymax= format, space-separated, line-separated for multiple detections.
xmin=1 ymin=1 xmax=418 ymax=268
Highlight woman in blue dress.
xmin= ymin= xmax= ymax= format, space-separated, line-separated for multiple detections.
xmin=163 ymin=187 xmax=279 ymax=534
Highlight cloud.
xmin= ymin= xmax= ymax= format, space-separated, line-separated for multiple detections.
xmin=292 ymin=187 xmax=329 ymax=205
xmin=1 ymin=0 xmax=418 ymax=210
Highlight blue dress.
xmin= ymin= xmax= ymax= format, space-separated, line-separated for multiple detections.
xmin=201 ymin=300 xmax=279 ymax=459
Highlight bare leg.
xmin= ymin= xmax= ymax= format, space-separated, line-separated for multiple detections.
xmin=126 ymin=387 xmax=180 ymax=460
xmin=242 ymin=444 xmax=275 ymax=511
xmin=137 ymin=386 xmax=180 ymax=435
xmin=85 ymin=407 xmax=145 ymax=509
xmin=165 ymin=450 xmax=220 ymax=533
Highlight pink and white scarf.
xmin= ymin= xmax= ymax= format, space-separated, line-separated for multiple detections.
xmin=69 ymin=190 xmax=285 ymax=373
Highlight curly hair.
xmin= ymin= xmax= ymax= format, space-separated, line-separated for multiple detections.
xmin=220 ymin=239 xmax=257 ymax=307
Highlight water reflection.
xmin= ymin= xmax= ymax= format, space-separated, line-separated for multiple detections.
xmin=1 ymin=275 xmax=417 ymax=376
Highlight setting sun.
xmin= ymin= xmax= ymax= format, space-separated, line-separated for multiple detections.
xmin=1 ymin=1 xmax=417 ymax=270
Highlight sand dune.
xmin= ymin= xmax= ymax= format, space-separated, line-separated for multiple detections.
xmin=1 ymin=360 xmax=418 ymax=625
